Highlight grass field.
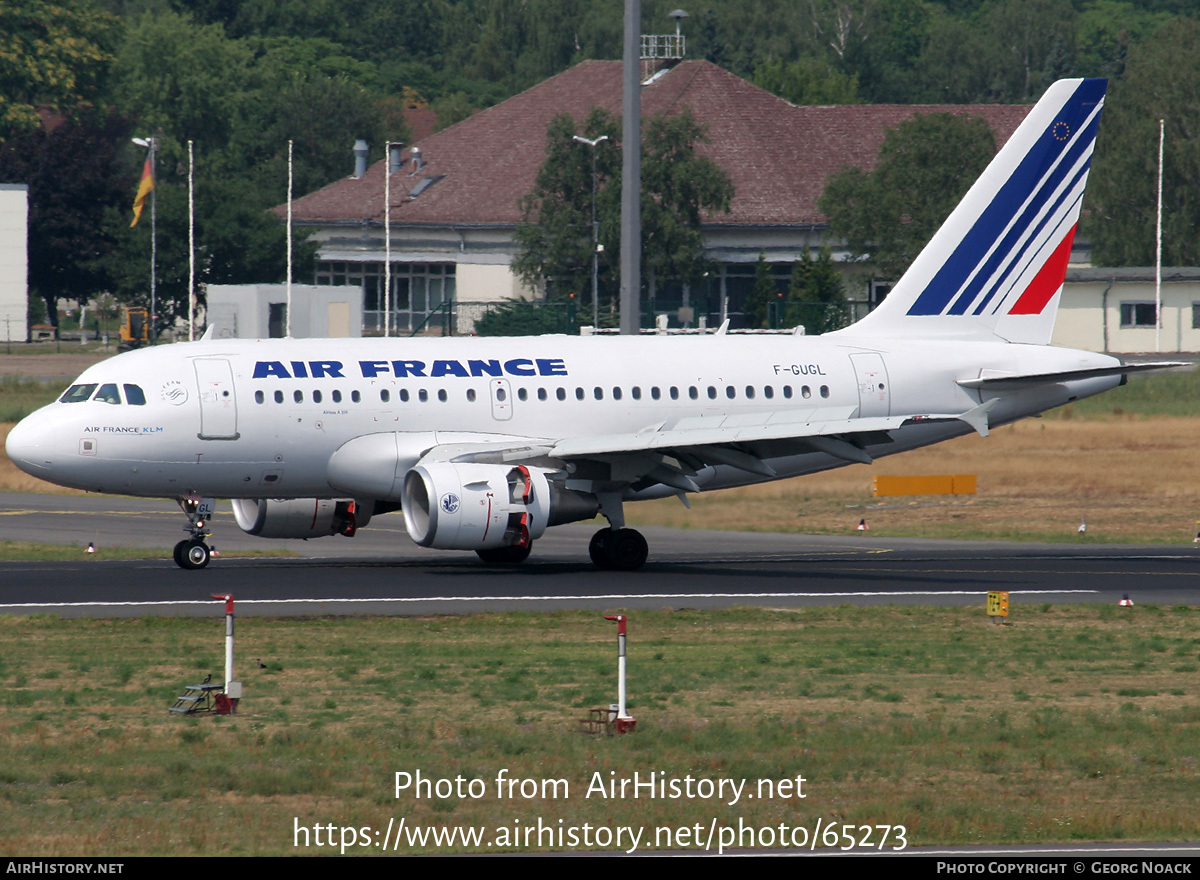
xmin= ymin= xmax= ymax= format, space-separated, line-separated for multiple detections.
xmin=1 ymin=606 xmax=1198 ymax=855
xmin=2 ymin=359 xmax=1199 ymax=854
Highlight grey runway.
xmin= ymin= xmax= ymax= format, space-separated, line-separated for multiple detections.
xmin=2 ymin=493 xmax=1198 ymax=617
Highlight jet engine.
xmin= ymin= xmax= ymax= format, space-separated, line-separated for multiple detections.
xmin=402 ymin=463 xmax=597 ymax=550
xmin=231 ymin=498 xmax=371 ymax=539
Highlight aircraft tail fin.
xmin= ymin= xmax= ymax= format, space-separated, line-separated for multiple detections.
xmin=839 ymin=78 xmax=1106 ymax=345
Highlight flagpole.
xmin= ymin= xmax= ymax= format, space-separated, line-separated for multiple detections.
xmin=287 ymin=140 xmax=293 ymax=339
xmin=150 ymin=140 xmax=157 ymax=344
xmin=130 ymin=137 xmax=157 ymax=343
xmin=384 ymin=141 xmax=391 ymax=338
xmin=1156 ymin=118 xmax=1164 ymax=354
xmin=188 ymin=140 xmax=195 ymax=342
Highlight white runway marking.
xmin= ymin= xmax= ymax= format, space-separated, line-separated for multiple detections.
xmin=0 ymin=589 xmax=1101 ymax=611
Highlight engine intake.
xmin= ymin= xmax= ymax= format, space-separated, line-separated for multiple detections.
xmin=402 ymin=463 xmax=596 ymax=550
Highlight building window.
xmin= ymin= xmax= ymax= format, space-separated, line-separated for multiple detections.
xmin=315 ymin=260 xmax=456 ymax=335
xmin=1192 ymin=303 xmax=1200 ymax=329
xmin=1120 ymin=302 xmax=1157 ymax=328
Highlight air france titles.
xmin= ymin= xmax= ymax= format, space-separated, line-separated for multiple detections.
xmin=252 ymin=359 xmax=569 ymax=380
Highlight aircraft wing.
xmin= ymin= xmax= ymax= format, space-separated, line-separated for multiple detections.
xmin=419 ymin=405 xmax=993 ymax=490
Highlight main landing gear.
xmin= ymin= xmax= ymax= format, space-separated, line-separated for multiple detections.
xmin=588 ymin=527 xmax=649 ymax=571
xmin=588 ymin=491 xmax=648 ymax=570
xmin=174 ymin=496 xmax=215 ymax=570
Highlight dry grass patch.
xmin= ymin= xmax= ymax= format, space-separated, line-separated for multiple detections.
xmin=628 ymin=417 xmax=1200 ymax=542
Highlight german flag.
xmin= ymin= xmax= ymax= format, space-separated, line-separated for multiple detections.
xmin=130 ymin=155 xmax=154 ymax=227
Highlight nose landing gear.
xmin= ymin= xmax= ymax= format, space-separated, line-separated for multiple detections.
xmin=174 ymin=496 xmax=216 ymax=570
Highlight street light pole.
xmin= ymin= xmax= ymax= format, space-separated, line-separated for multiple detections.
xmin=573 ymin=134 xmax=609 ymax=328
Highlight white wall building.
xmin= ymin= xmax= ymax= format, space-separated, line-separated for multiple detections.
xmin=1055 ymin=268 xmax=1200 ymax=354
xmin=206 ymin=284 xmax=362 ymax=339
xmin=0 ymin=184 xmax=28 ymax=343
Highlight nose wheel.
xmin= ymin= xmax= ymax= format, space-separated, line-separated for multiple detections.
xmin=175 ymin=496 xmax=216 ymax=570
xmin=174 ymin=539 xmax=212 ymax=570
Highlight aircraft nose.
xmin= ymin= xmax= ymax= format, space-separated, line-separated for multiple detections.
xmin=4 ymin=415 xmax=54 ymax=475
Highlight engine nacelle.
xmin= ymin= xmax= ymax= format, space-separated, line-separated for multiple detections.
xmin=402 ymin=463 xmax=597 ymax=550
xmin=231 ymin=498 xmax=370 ymax=539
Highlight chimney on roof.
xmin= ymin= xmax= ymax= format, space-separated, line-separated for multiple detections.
xmin=410 ymin=146 xmax=424 ymax=174
xmin=352 ymin=139 xmax=368 ymax=178
xmin=389 ymin=143 xmax=404 ymax=175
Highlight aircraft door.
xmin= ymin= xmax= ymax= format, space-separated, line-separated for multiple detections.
xmin=490 ymin=378 xmax=513 ymax=421
xmin=194 ymin=358 xmax=240 ymax=439
xmin=850 ymin=352 xmax=891 ymax=418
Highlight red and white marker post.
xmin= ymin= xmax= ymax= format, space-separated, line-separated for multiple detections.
xmin=604 ymin=614 xmax=636 ymax=734
xmin=211 ymin=594 xmax=242 ymax=714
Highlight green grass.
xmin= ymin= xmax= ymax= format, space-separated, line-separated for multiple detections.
xmin=1 ymin=606 xmax=1198 ymax=854
xmin=0 ymin=541 xmax=296 ymax=561
xmin=1049 ymin=367 xmax=1200 ymax=419
xmin=0 ymin=376 xmax=61 ymax=422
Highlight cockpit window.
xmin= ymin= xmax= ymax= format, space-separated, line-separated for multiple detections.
xmin=60 ymin=384 xmax=98 ymax=403
xmin=94 ymin=384 xmax=122 ymax=405
xmin=123 ymin=384 xmax=146 ymax=406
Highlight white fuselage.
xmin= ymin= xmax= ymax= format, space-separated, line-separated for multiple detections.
xmin=6 ymin=332 xmax=1122 ymax=503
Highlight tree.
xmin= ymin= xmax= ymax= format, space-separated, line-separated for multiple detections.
xmin=109 ymin=10 xmax=252 ymax=156
xmin=512 ymin=108 xmax=621 ymax=302
xmin=0 ymin=109 xmax=132 ymax=327
xmin=473 ymin=300 xmax=578 ymax=336
xmin=1088 ymin=19 xmax=1200 ymax=267
xmin=787 ymin=248 xmax=848 ymax=334
xmin=743 ymin=251 xmax=782 ymax=328
xmin=637 ymin=109 xmax=736 ymax=291
xmin=0 ymin=0 xmax=117 ymax=136
xmin=752 ymin=57 xmax=860 ymax=105
xmin=818 ymin=112 xmax=996 ymax=280
xmin=513 ymin=107 xmax=734 ymax=317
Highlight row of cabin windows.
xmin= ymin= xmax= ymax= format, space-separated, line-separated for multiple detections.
xmin=253 ymin=384 xmax=832 ymax=406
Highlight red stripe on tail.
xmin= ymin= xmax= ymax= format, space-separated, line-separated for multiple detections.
xmin=1008 ymin=225 xmax=1077 ymax=315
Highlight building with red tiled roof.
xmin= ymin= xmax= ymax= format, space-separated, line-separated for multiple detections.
xmin=289 ymin=59 xmax=1030 ymax=332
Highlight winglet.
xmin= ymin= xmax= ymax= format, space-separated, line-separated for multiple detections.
xmin=714 ymin=319 xmax=730 ymax=336
xmin=200 ymin=325 xmax=215 ymax=341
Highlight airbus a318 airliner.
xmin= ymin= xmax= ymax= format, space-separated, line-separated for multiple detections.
xmin=4 ymin=78 xmax=1168 ymax=570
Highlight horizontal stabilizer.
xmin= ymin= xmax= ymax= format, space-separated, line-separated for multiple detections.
xmin=958 ymin=361 xmax=1191 ymax=390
